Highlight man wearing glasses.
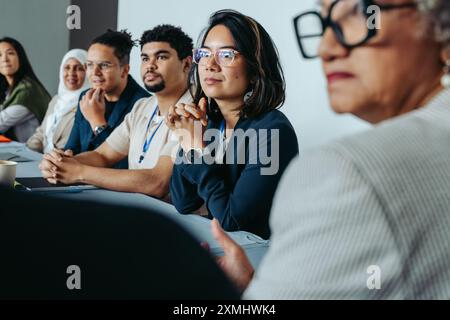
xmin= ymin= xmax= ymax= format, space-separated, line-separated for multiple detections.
xmin=62 ymin=29 xmax=150 ymax=169
xmin=39 ymin=25 xmax=193 ymax=199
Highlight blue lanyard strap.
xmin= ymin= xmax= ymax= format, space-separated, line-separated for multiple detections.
xmin=139 ymin=106 xmax=164 ymax=164
xmin=219 ymin=120 xmax=225 ymax=139
xmin=217 ymin=120 xmax=227 ymax=156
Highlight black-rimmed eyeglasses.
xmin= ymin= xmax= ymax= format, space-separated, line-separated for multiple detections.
xmin=293 ymin=0 xmax=417 ymax=59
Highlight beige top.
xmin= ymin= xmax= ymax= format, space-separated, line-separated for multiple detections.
xmin=106 ymin=91 xmax=191 ymax=169
xmin=26 ymin=96 xmax=76 ymax=153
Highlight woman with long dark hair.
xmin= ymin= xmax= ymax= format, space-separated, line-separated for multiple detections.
xmin=167 ymin=10 xmax=299 ymax=239
xmin=0 ymin=37 xmax=50 ymax=142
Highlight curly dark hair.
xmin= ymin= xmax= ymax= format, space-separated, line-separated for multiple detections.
xmin=140 ymin=25 xmax=193 ymax=60
xmin=190 ymin=9 xmax=286 ymax=121
xmin=90 ymin=29 xmax=135 ymax=65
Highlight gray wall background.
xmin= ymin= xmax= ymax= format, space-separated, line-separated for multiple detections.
xmin=0 ymin=0 xmax=70 ymax=95
xmin=69 ymin=0 xmax=118 ymax=50
xmin=0 ymin=0 xmax=118 ymax=96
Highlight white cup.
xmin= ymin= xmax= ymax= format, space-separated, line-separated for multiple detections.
xmin=0 ymin=160 xmax=17 ymax=188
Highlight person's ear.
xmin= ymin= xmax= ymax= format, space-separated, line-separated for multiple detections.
xmin=121 ymin=64 xmax=130 ymax=78
xmin=246 ymin=76 xmax=257 ymax=91
xmin=441 ymin=44 xmax=450 ymax=64
xmin=440 ymin=45 xmax=450 ymax=88
xmin=183 ymin=56 xmax=192 ymax=73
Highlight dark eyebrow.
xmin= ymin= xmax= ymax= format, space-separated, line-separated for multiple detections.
xmin=86 ymin=60 xmax=112 ymax=64
xmin=141 ymin=50 xmax=171 ymax=57
xmin=1 ymin=48 xmax=15 ymax=53
xmin=155 ymin=50 xmax=171 ymax=55
xmin=202 ymin=45 xmax=237 ymax=50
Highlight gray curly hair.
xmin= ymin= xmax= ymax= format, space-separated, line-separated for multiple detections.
xmin=418 ymin=0 xmax=450 ymax=45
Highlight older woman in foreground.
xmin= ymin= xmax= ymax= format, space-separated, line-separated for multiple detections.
xmin=213 ymin=0 xmax=450 ymax=299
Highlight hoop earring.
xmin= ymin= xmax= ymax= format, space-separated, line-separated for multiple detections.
xmin=441 ymin=60 xmax=450 ymax=88
xmin=244 ymin=90 xmax=253 ymax=103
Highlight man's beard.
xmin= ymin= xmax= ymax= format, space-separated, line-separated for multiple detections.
xmin=144 ymin=79 xmax=166 ymax=93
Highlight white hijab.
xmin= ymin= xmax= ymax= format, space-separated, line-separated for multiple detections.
xmin=44 ymin=49 xmax=89 ymax=153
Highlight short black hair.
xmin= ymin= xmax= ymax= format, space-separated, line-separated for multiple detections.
xmin=140 ymin=25 xmax=193 ymax=60
xmin=90 ymin=29 xmax=135 ymax=65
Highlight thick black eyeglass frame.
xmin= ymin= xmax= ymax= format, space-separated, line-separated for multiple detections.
xmin=293 ymin=0 xmax=417 ymax=59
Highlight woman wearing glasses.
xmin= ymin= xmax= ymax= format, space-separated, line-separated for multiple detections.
xmin=209 ymin=0 xmax=450 ymax=298
xmin=167 ymin=9 xmax=299 ymax=239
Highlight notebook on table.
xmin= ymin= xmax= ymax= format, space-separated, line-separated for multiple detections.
xmin=0 ymin=153 xmax=33 ymax=162
xmin=15 ymin=177 xmax=97 ymax=193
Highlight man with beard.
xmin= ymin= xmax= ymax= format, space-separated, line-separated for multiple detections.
xmin=39 ymin=25 xmax=193 ymax=199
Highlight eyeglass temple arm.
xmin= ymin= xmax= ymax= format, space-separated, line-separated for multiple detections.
xmin=376 ymin=2 xmax=417 ymax=11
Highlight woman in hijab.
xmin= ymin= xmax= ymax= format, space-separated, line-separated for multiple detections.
xmin=27 ymin=49 xmax=89 ymax=153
